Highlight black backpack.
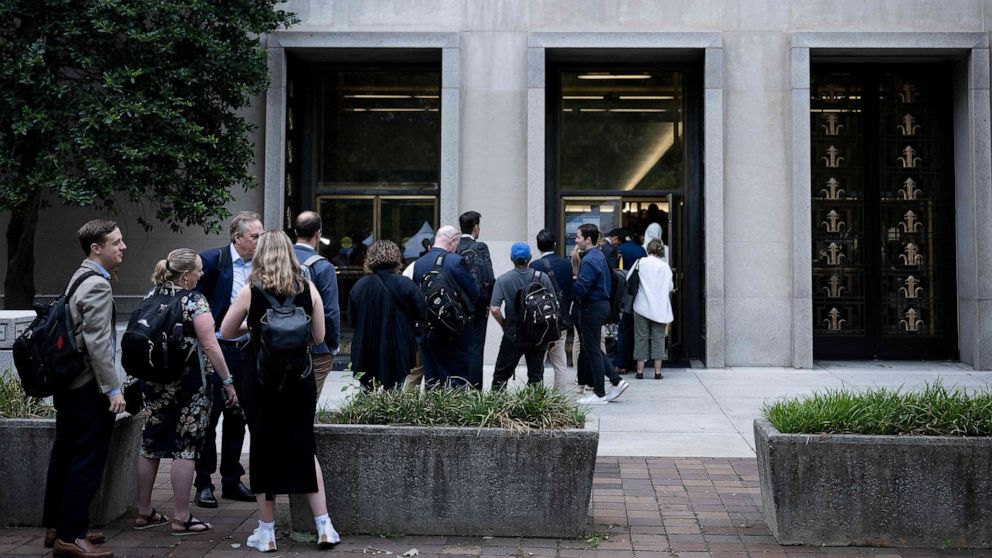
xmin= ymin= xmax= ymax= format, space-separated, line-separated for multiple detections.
xmin=420 ymin=253 xmax=470 ymax=335
xmin=255 ymin=285 xmax=313 ymax=391
xmin=531 ymin=257 xmax=572 ymax=331
xmin=12 ymin=271 xmax=102 ymax=397
xmin=121 ymin=288 xmax=190 ymax=383
xmin=515 ymin=270 xmax=561 ymax=347
xmin=457 ymin=240 xmax=493 ymax=316
xmin=607 ymin=268 xmax=628 ymax=324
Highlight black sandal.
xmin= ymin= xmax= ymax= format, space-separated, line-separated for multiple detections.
xmin=134 ymin=508 xmax=169 ymax=530
xmin=171 ymin=515 xmax=212 ymax=536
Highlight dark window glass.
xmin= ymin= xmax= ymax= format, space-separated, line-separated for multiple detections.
xmin=319 ymin=68 xmax=440 ymax=187
xmin=559 ymin=70 xmax=684 ymax=191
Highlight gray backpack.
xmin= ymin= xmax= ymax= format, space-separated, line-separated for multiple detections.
xmin=300 ymin=254 xmax=326 ymax=282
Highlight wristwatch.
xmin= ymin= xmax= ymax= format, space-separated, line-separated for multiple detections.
xmin=222 ymin=376 xmax=234 ymax=386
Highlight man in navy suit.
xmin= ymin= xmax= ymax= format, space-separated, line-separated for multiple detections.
xmin=530 ymin=229 xmax=574 ymax=388
xmin=412 ymin=225 xmax=480 ymax=388
xmin=193 ymin=211 xmax=263 ymax=507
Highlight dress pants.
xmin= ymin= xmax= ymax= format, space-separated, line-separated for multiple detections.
xmin=195 ymin=342 xmax=247 ymax=490
xmin=465 ymin=314 xmax=488 ymax=390
xmin=579 ymin=300 xmax=621 ymax=398
xmin=311 ymin=353 xmax=333 ymax=397
xmin=613 ymin=311 xmax=635 ymax=370
xmin=491 ymin=333 xmax=546 ymax=391
xmin=43 ymin=380 xmax=115 ymax=543
xmin=422 ymin=329 xmax=472 ymax=389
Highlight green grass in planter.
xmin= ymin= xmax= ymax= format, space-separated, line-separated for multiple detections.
xmin=762 ymin=381 xmax=992 ymax=436
xmin=0 ymin=371 xmax=55 ymax=419
xmin=319 ymin=384 xmax=587 ymax=431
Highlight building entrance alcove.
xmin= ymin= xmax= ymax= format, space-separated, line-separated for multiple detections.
xmin=283 ymin=49 xmax=442 ymax=328
xmin=545 ymin=52 xmax=705 ymax=364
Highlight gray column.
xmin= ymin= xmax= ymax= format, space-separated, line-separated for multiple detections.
xmin=526 ymin=47 xmax=546 ymax=244
xmin=790 ymin=47 xmax=813 ymax=369
xmin=441 ymin=46 xmax=461 ymax=226
xmin=263 ymin=45 xmax=286 ymax=230
xmin=704 ymin=47 xmax=726 ymax=368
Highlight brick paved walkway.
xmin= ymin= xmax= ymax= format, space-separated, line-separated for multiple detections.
xmin=0 ymin=457 xmax=983 ymax=557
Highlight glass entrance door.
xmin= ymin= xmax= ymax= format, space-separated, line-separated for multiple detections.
xmin=811 ymin=65 xmax=957 ymax=359
xmin=562 ymin=196 xmax=685 ymax=362
xmin=317 ymin=195 xmax=438 ymax=326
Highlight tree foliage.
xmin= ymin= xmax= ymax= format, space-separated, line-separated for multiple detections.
xmin=0 ymin=0 xmax=297 ymax=232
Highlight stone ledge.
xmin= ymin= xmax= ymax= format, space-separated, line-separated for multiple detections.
xmin=755 ymin=418 xmax=992 ymax=548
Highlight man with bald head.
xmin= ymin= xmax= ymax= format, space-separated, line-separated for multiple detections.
xmin=293 ymin=211 xmax=340 ymax=396
xmin=413 ymin=225 xmax=481 ymax=388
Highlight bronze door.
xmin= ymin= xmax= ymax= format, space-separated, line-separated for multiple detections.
xmin=811 ymin=65 xmax=957 ymax=360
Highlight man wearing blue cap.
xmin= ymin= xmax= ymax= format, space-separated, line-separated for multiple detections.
xmin=489 ymin=242 xmax=559 ymax=390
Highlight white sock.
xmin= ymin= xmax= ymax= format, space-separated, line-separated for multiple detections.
xmin=258 ymin=520 xmax=275 ymax=532
xmin=314 ymin=513 xmax=329 ymax=526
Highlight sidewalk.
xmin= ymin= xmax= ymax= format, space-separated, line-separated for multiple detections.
xmin=2 ymin=363 xmax=989 ymax=557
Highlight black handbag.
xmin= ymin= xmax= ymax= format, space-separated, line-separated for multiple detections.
xmin=123 ymin=378 xmax=144 ymax=415
xmin=623 ymin=260 xmax=641 ymax=314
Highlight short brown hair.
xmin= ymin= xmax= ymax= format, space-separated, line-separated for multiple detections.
xmin=77 ymin=219 xmax=118 ymax=255
xmin=646 ymin=239 xmax=664 ymax=257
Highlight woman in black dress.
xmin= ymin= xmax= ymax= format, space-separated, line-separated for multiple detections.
xmin=133 ymin=248 xmax=237 ymax=535
xmin=220 ymin=231 xmax=338 ymax=552
xmin=349 ymin=240 xmax=426 ymax=390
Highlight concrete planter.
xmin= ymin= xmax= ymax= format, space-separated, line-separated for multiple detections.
xmin=0 ymin=413 xmax=144 ymax=527
xmin=755 ymin=418 xmax=992 ymax=548
xmin=290 ymin=424 xmax=598 ymax=537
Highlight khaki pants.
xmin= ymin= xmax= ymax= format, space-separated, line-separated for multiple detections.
xmin=545 ymin=336 xmax=569 ymax=388
xmin=312 ymin=353 xmax=334 ymax=397
xmin=403 ymin=350 xmax=424 ymax=392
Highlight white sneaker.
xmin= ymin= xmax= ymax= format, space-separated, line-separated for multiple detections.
xmin=247 ymin=528 xmax=277 ymax=552
xmin=577 ymin=393 xmax=609 ymax=405
xmin=606 ymin=379 xmax=630 ymax=402
xmin=315 ymin=516 xmax=340 ymax=549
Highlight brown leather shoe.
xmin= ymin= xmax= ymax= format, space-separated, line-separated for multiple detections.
xmin=52 ymin=538 xmax=113 ymax=558
xmin=44 ymin=529 xmax=107 ymax=548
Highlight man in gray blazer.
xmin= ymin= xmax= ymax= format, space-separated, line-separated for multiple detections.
xmin=42 ymin=219 xmax=126 ymax=558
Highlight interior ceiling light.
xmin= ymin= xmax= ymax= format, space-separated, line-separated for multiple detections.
xmin=577 ymin=73 xmax=651 ymax=80
xmin=344 ymin=94 xmax=411 ymax=99
xmin=414 ymin=95 xmax=440 ymax=99
xmin=579 ymin=108 xmax=606 ymax=112
xmin=368 ymin=108 xmax=428 ymax=112
xmin=609 ymin=108 xmax=668 ymax=113
xmin=619 ymin=95 xmax=674 ymax=100
xmin=562 ymin=95 xmax=605 ymax=100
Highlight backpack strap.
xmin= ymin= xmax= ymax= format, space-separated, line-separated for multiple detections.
xmin=65 ymin=271 xmax=103 ymax=299
xmin=433 ymin=253 xmax=446 ymax=269
xmin=302 ymin=254 xmax=325 ymax=268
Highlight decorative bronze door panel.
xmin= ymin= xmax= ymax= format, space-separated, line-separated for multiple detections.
xmin=812 ymin=66 xmax=957 ymax=360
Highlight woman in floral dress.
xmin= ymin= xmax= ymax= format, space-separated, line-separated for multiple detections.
xmin=133 ymin=248 xmax=237 ymax=535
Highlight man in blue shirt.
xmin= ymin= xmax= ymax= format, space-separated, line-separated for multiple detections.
xmin=293 ymin=211 xmax=340 ymax=396
xmin=573 ymin=224 xmax=629 ymax=405
xmin=413 ymin=225 xmax=480 ymax=388
xmin=530 ymin=229 xmax=574 ymax=388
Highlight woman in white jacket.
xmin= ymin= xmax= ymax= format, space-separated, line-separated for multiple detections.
xmin=627 ymin=239 xmax=674 ymax=379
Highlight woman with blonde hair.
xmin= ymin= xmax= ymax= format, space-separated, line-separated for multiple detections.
xmin=348 ymin=240 xmax=426 ymax=390
xmin=628 ymin=239 xmax=674 ymax=379
xmin=133 ymin=248 xmax=237 ymax=535
xmin=221 ymin=231 xmax=339 ymax=552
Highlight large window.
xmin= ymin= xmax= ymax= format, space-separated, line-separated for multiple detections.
xmin=559 ymin=70 xmax=684 ymax=191
xmin=318 ymin=68 xmax=440 ymax=187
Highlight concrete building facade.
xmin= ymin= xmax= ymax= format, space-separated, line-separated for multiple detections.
xmin=2 ymin=0 xmax=991 ymax=369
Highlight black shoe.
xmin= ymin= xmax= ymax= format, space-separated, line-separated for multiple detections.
xmin=194 ymin=487 xmax=218 ymax=508
xmin=222 ymin=481 xmax=255 ymax=502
